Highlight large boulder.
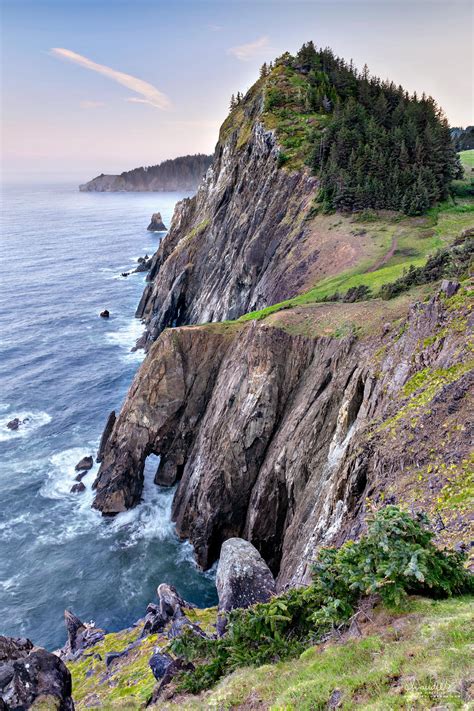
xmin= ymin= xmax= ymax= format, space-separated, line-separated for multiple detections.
xmin=0 ymin=635 xmax=74 ymax=710
xmin=147 ymin=212 xmax=167 ymax=232
xmin=216 ymin=538 xmax=276 ymax=633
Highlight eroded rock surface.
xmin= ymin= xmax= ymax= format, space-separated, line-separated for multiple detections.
xmin=92 ymin=293 xmax=473 ymax=586
xmin=0 ymin=635 xmax=74 ymax=710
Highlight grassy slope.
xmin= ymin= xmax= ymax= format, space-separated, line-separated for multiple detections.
xmin=67 ymin=597 xmax=473 ymax=709
xmin=68 ymin=608 xmax=218 ymax=710
xmin=153 ymin=596 xmax=473 ymax=710
xmin=233 ymin=152 xmax=473 ymax=325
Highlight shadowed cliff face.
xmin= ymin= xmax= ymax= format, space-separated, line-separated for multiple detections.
xmin=135 ymin=91 xmax=319 ymax=346
xmin=92 ymin=295 xmax=473 ymax=586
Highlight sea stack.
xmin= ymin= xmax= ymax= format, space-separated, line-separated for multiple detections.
xmin=147 ymin=212 xmax=167 ymax=232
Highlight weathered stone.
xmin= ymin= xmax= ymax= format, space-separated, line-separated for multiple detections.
xmin=61 ymin=610 xmax=105 ymax=659
xmin=96 ymin=411 xmax=116 ymax=463
xmin=147 ymin=212 xmax=167 ymax=232
xmin=440 ymin=279 xmax=460 ymax=297
xmin=70 ymin=482 xmax=86 ymax=494
xmin=75 ymin=456 xmax=93 ymax=472
xmin=0 ymin=636 xmax=74 ymax=710
xmin=216 ymin=538 xmax=276 ymax=615
xmin=149 ymin=651 xmax=172 ymax=681
xmin=6 ymin=418 xmax=20 ymax=431
xmin=166 ymin=616 xmax=206 ymax=640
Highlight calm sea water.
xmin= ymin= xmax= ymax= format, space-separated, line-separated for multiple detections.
xmin=0 ymin=182 xmax=217 ymax=650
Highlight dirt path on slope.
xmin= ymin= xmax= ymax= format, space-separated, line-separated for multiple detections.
xmin=367 ymin=236 xmax=398 ymax=272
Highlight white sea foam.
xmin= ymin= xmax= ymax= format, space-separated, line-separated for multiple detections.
xmin=0 ymin=409 xmax=52 ymax=442
xmin=41 ymin=446 xmax=98 ymax=502
xmin=105 ymin=317 xmax=145 ymax=363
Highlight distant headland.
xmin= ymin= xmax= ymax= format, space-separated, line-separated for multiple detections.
xmin=79 ymin=153 xmax=212 ymax=192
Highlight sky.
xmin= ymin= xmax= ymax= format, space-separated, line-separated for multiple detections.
xmin=1 ymin=0 xmax=473 ymax=182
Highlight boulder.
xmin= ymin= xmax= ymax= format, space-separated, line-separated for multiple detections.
xmin=74 ymin=471 xmax=88 ymax=482
xmin=6 ymin=418 xmax=20 ymax=431
xmin=149 ymin=651 xmax=172 ymax=681
xmin=96 ymin=411 xmax=116 ymax=463
xmin=70 ymin=482 xmax=86 ymax=494
xmin=75 ymin=456 xmax=93 ymax=472
xmin=0 ymin=635 xmax=74 ymax=710
xmin=100 ymin=309 xmax=110 ymax=318
xmin=440 ymin=280 xmax=460 ymax=298
xmin=147 ymin=658 xmax=194 ymax=705
xmin=147 ymin=212 xmax=167 ymax=232
xmin=216 ymin=538 xmax=276 ymax=634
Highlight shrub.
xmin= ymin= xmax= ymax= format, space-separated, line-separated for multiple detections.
xmin=170 ymin=506 xmax=472 ymax=693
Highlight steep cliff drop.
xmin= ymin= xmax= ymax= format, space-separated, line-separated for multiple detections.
xmin=92 ymin=56 xmax=473 ymax=587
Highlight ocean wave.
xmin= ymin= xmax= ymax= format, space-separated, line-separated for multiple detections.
xmin=104 ymin=317 xmax=145 ymax=363
xmin=40 ymin=446 xmax=98 ymax=502
xmin=0 ymin=409 xmax=52 ymax=442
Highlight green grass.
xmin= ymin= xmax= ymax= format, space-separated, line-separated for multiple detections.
xmin=68 ymin=608 xmax=218 ymax=710
xmin=459 ymin=149 xmax=474 ymax=169
xmin=234 ymin=202 xmax=474 ymax=324
xmin=153 ymin=596 xmax=474 ymax=710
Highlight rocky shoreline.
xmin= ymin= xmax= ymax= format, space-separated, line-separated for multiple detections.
xmin=0 ymin=538 xmax=274 ymax=709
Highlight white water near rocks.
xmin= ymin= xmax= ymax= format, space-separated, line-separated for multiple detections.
xmin=0 ymin=182 xmax=217 ymax=649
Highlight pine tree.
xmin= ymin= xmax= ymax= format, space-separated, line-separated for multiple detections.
xmin=229 ymin=94 xmax=236 ymax=111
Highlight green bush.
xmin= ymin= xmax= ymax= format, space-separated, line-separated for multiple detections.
xmin=170 ymin=506 xmax=472 ymax=693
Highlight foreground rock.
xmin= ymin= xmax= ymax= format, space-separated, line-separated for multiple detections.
xmin=216 ymin=538 xmax=276 ymax=634
xmin=60 ymin=610 xmax=105 ymax=660
xmin=0 ymin=635 xmax=74 ymax=710
xmin=99 ymin=309 xmax=110 ymax=318
xmin=147 ymin=212 xmax=167 ymax=232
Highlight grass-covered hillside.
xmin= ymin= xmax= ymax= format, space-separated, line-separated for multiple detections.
xmin=231 ymin=149 xmax=473 ymax=325
xmin=67 ymin=507 xmax=473 ymax=710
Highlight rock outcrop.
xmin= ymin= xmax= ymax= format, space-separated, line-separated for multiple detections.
xmin=92 ymin=292 xmax=473 ymax=586
xmin=0 ymin=635 xmax=74 ymax=710
xmin=216 ymin=538 xmax=276 ymax=633
xmin=147 ymin=213 xmax=167 ymax=232
xmin=60 ymin=610 xmax=105 ymax=659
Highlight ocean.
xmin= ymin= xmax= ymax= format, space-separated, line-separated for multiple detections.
xmin=0 ymin=182 xmax=217 ymax=650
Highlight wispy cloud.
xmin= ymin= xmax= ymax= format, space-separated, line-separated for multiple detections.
xmin=79 ymin=100 xmax=106 ymax=109
xmin=50 ymin=48 xmax=171 ymax=110
xmin=208 ymin=23 xmax=223 ymax=32
xmin=227 ymin=36 xmax=270 ymax=62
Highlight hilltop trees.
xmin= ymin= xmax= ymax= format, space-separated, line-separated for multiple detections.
xmin=268 ymin=42 xmax=461 ymax=215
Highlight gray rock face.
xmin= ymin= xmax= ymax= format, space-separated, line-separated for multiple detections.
xmin=216 ymin=538 xmax=276 ymax=613
xmin=92 ymin=295 xmax=472 ymax=588
xmin=440 ymin=279 xmax=460 ymax=297
xmin=61 ymin=610 xmax=105 ymax=659
xmin=136 ymin=119 xmax=318 ymax=346
xmin=0 ymin=635 xmax=74 ymax=710
xmin=96 ymin=410 xmax=116 ymax=463
xmin=147 ymin=212 xmax=167 ymax=232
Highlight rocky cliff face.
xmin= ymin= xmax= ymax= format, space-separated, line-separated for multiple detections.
xmin=135 ymin=81 xmax=326 ymax=345
xmin=93 ymin=291 xmax=473 ymax=587
xmin=91 ymin=70 xmax=472 ymax=587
